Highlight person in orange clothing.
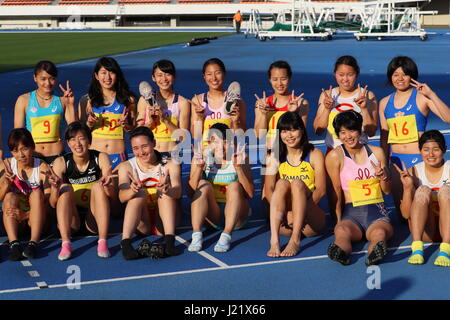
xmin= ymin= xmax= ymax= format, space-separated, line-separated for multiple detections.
xmin=233 ymin=10 xmax=242 ymax=34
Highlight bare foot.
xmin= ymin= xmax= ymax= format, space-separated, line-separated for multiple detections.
xmin=280 ymin=240 xmax=300 ymax=257
xmin=267 ymin=242 xmax=281 ymax=258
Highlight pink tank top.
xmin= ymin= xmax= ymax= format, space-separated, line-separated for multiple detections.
xmin=339 ymin=144 xmax=380 ymax=191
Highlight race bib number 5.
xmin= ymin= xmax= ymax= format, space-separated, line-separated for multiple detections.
xmin=349 ymin=178 xmax=384 ymax=207
xmin=387 ymin=114 xmax=418 ymax=144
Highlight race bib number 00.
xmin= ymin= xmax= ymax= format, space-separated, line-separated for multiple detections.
xmin=349 ymin=178 xmax=384 ymax=207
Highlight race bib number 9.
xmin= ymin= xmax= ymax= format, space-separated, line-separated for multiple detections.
xmin=30 ymin=114 xmax=60 ymax=143
xmin=92 ymin=113 xmax=124 ymax=139
xmin=387 ymin=114 xmax=418 ymax=144
xmin=349 ymin=178 xmax=384 ymax=207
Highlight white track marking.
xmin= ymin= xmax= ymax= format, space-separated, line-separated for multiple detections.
xmin=0 ymin=242 xmax=439 ymax=295
xmin=175 ymin=235 xmax=228 ymax=267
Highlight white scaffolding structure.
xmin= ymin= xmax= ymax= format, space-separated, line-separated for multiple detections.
xmin=353 ymin=1 xmax=437 ymax=40
xmin=245 ymin=0 xmax=437 ymax=41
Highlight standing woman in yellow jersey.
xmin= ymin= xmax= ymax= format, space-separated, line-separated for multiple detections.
xmin=313 ymin=56 xmax=378 ymax=153
xmin=187 ymin=123 xmax=254 ymax=253
xmin=14 ymin=60 xmax=77 ymax=164
xmin=326 ymin=111 xmax=392 ymax=266
xmin=79 ymin=57 xmax=136 ymax=172
xmin=379 ymin=56 xmax=450 ymax=214
xmin=190 ymin=58 xmax=246 ymax=144
xmin=136 ymin=59 xmax=191 ymax=160
xmin=265 ymin=112 xmax=325 ymax=258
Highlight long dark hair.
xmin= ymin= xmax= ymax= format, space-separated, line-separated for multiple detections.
xmin=88 ymin=57 xmax=135 ymax=108
xmin=276 ymin=111 xmax=313 ymax=162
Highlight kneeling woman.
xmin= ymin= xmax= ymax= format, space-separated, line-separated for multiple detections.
xmin=118 ymin=126 xmax=182 ymax=260
xmin=187 ymin=123 xmax=254 ymax=253
xmin=326 ymin=111 xmax=393 ymax=266
xmin=49 ymin=121 xmax=114 ymax=260
xmin=265 ymin=111 xmax=326 ymax=258
xmin=394 ymin=130 xmax=450 ymax=267
xmin=0 ymin=128 xmax=50 ymax=261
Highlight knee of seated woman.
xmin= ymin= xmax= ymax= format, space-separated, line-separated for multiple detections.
xmin=290 ymin=179 xmax=307 ymax=193
xmin=226 ymin=181 xmax=243 ymax=194
xmin=414 ymin=185 xmax=432 ymax=203
xmin=438 ymin=184 xmax=450 ymax=201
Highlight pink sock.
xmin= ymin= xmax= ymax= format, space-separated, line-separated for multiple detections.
xmin=97 ymin=239 xmax=110 ymax=258
xmin=58 ymin=241 xmax=72 ymax=261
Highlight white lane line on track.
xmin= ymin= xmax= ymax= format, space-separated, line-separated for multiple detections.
xmin=175 ymin=235 xmax=229 ymax=268
xmin=0 ymin=242 xmax=439 ymax=295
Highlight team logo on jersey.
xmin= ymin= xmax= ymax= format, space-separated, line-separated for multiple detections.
xmin=406 ymin=104 xmax=413 ymax=111
xmin=88 ymin=168 xmax=96 ymax=175
xmin=394 ymin=111 xmax=405 ymax=117
xmin=31 ymin=107 xmax=37 ymax=113
xmin=114 ymin=105 xmax=121 ymax=112
xmin=51 ymin=105 xmax=58 ymax=113
xmin=411 ymin=157 xmax=419 ymax=164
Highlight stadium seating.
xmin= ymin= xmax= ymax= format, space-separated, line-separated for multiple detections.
xmin=177 ymin=0 xmax=232 ymax=3
xmin=1 ymin=0 xmax=52 ymax=5
xmin=58 ymin=0 xmax=111 ymax=5
xmin=117 ymin=0 xmax=170 ymax=4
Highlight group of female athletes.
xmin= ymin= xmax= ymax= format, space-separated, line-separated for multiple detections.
xmin=1 ymin=54 xmax=450 ymax=268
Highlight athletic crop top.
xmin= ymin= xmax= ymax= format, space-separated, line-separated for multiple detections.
xmin=91 ymin=99 xmax=126 ymax=140
xmin=145 ymin=93 xmax=180 ymax=142
xmin=339 ymin=144 xmax=380 ymax=191
xmin=326 ymin=88 xmax=368 ymax=149
xmin=63 ymin=150 xmax=102 ymax=208
xmin=201 ymin=92 xmax=231 ymax=143
xmin=10 ymin=157 xmax=42 ymax=195
xmin=384 ymin=88 xmax=427 ymax=144
xmin=203 ymin=160 xmax=238 ymax=203
xmin=128 ymin=157 xmax=165 ymax=208
xmin=26 ymin=90 xmax=64 ymax=143
xmin=266 ymin=94 xmax=291 ymax=139
xmin=278 ymin=151 xmax=315 ymax=191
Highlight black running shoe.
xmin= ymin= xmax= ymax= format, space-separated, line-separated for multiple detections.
xmin=164 ymin=234 xmax=178 ymax=257
xmin=365 ymin=241 xmax=388 ymax=266
xmin=23 ymin=241 xmax=38 ymax=259
xmin=9 ymin=241 xmax=23 ymax=261
xmin=327 ymin=242 xmax=350 ymax=266
xmin=120 ymin=239 xmax=140 ymax=260
xmin=224 ymin=81 xmax=241 ymax=114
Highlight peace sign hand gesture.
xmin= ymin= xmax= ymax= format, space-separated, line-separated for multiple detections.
xmin=44 ymin=165 xmax=62 ymax=189
xmin=410 ymin=79 xmax=433 ymax=98
xmin=288 ymin=90 xmax=305 ymax=112
xmin=370 ymin=160 xmax=388 ymax=181
xmin=156 ymin=166 xmax=171 ymax=195
xmin=354 ymin=84 xmax=369 ymax=109
xmin=232 ymin=143 xmax=247 ymax=168
xmin=321 ymin=85 xmax=334 ymax=110
xmin=127 ymin=168 xmax=143 ymax=194
xmin=2 ymin=159 xmax=16 ymax=183
xmin=100 ymin=174 xmax=118 ymax=187
xmin=192 ymin=143 xmax=205 ymax=168
xmin=118 ymin=107 xmax=129 ymax=128
xmin=59 ymin=80 xmax=75 ymax=106
xmin=190 ymin=96 xmax=205 ymax=120
xmin=254 ymin=91 xmax=270 ymax=114
xmin=392 ymin=161 xmax=414 ymax=189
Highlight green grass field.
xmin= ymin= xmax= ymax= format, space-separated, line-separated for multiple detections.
xmin=0 ymin=32 xmax=231 ymax=73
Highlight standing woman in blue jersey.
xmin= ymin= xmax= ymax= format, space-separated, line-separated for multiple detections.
xmin=379 ymin=56 xmax=450 ymax=213
xmin=265 ymin=111 xmax=326 ymax=258
xmin=78 ymin=57 xmax=136 ymax=217
xmin=78 ymin=56 xmax=136 ymax=173
xmin=14 ymin=60 xmax=77 ymax=164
